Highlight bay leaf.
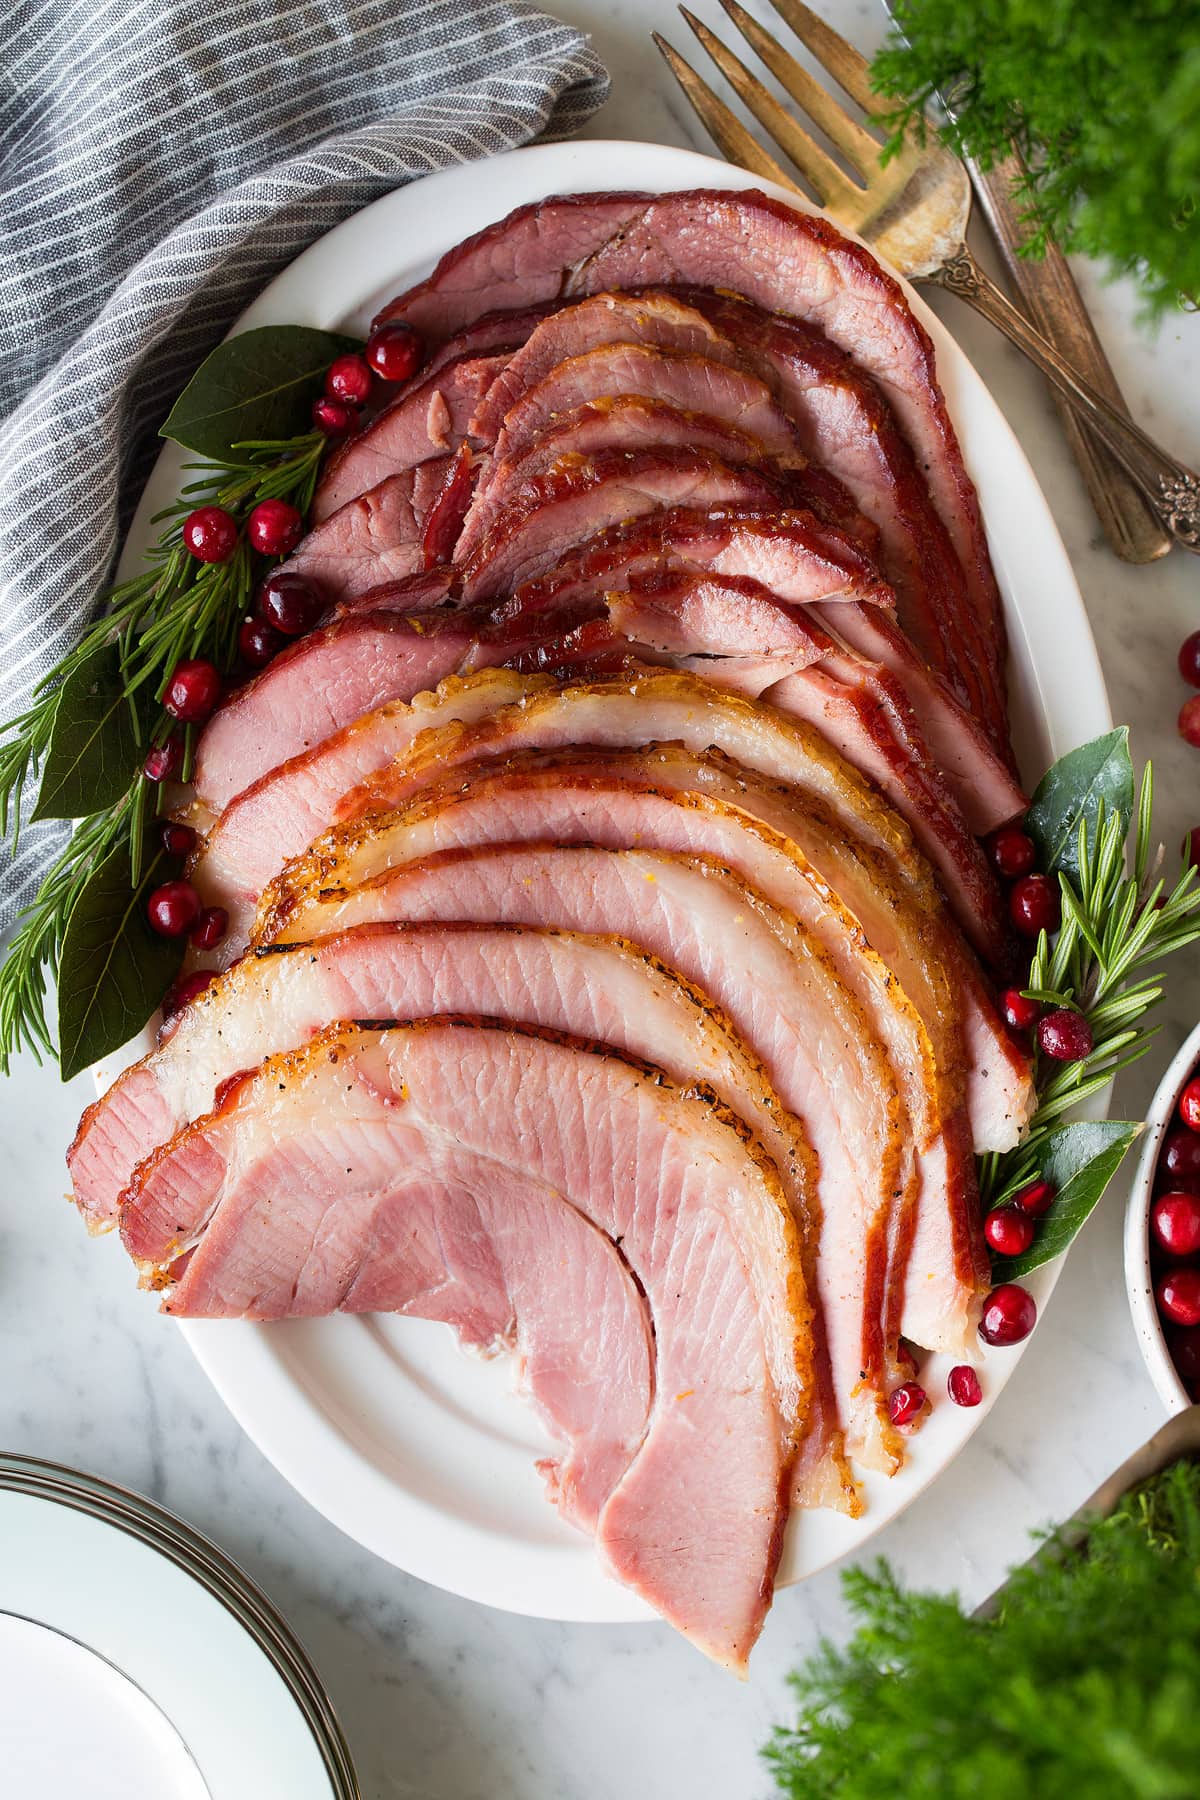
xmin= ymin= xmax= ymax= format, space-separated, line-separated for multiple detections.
xmin=57 ymin=841 xmax=180 ymax=1081
xmin=32 ymin=642 xmax=140 ymax=823
xmin=160 ymin=325 xmax=361 ymax=460
xmin=1025 ymin=728 xmax=1134 ymax=881
xmin=990 ymin=1118 xmax=1140 ymax=1281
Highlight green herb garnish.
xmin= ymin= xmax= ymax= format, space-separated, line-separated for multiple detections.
xmin=0 ymin=325 xmax=355 ymax=1078
xmin=765 ymin=1458 xmax=1200 ymax=1797
xmin=977 ymin=731 xmax=1200 ymax=1271
xmin=873 ymin=0 xmax=1200 ymax=316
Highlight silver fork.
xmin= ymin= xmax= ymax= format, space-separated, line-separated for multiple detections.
xmin=656 ymin=0 xmax=1200 ymax=554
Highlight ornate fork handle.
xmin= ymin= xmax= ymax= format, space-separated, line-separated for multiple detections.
xmin=931 ymin=247 xmax=1200 ymax=551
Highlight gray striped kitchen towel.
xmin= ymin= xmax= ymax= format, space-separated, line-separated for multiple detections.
xmin=0 ymin=0 xmax=609 ymax=931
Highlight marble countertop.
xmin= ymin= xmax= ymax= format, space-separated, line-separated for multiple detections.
xmin=3 ymin=5 xmax=1199 ymax=1795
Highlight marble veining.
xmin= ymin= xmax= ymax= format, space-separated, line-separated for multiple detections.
xmin=2 ymin=4 xmax=1198 ymax=1795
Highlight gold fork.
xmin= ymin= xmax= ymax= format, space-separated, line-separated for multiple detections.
xmin=656 ymin=0 xmax=1200 ymax=556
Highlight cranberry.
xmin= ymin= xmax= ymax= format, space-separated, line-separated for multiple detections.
xmin=1010 ymin=873 xmax=1061 ymax=937
xmin=325 ymin=352 xmax=373 ymax=407
xmin=1180 ymin=631 xmax=1200 ymax=688
xmin=1014 ymin=1179 xmax=1056 ymax=1218
xmin=947 ymin=1364 xmax=983 ymax=1407
xmin=238 ymin=616 xmax=285 ymax=669
xmin=888 ymin=1382 xmax=927 ymax=1427
xmin=984 ymin=1204 xmax=1036 ymax=1257
xmin=256 ymin=570 xmax=323 ymax=637
xmin=1162 ymin=1128 xmax=1200 ymax=1189
xmin=182 ymin=505 xmax=238 ymax=563
xmin=147 ymin=879 xmax=201 ymax=937
xmin=1169 ymin=1324 xmax=1200 ymax=1384
xmin=163 ymin=657 xmax=222 ymax=724
xmin=160 ymin=820 xmax=197 ymax=858
xmin=979 ymin=1283 xmax=1037 ymax=1346
xmin=312 ymin=396 xmax=357 ymax=437
xmin=1179 ymin=1076 xmax=1200 ymax=1133
xmin=1152 ymin=1192 xmax=1200 ymax=1258
xmin=161 ymin=970 xmax=214 ymax=1022
xmin=246 ymin=498 xmax=304 ymax=558
xmin=143 ymin=734 xmax=184 ymax=783
xmin=1179 ymin=695 xmax=1200 ymax=748
xmin=1156 ymin=1267 xmax=1200 ymax=1328
xmin=1001 ymin=988 xmax=1041 ymax=1032
xmin=989 ymin=826 xmax=1036 ymax=878
xmin=1037 ymin=1008 xmax=1094 ymax=1063
xmin=190 ymin=905 xmax=228 ymax=951
xmin=365 ymin=322 xmax=424 ymax=383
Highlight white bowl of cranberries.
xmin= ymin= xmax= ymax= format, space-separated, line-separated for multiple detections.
xmin=1125 ymin=1020 xmax=1200 ymax=1412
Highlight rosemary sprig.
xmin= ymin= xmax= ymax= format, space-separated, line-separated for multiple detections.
xmin=0 ymin=431 xmax=325 ymax=1075
xmin=978 ymin=764 xmax=1200 ymax=1207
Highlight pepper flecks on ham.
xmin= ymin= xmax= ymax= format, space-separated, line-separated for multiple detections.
xmin=125 ymin=1019 xmax=813 ymax=1673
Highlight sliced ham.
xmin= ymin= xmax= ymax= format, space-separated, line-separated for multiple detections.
xmin=278 ymin=468 xmax=438 ymax=601
xmin=189 ymin=604 xmax=475 ymax=818
xmin=459 ymin=447 xmax=811 ymax=605
xmin=124 ymin=1019 xmax=811 ymax=1671
xmin=376 ymin=188 xmax=1004 ymax=714
xmin=311 ymin=354 xmax=507 ymax=525
xmin=302 ymin=669 xmax=1030 ymax=1160
xmin=258 ymin=746 xmax=980 ymax=1383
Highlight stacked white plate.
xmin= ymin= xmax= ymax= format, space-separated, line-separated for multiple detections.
xmin=0 ymin=1454 xmax=358 ymax=1798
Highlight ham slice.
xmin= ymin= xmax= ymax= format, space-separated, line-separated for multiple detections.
xmin=296 ymin=670 xmax=1030 ymax=1159
xmin=459 ymin=447 xmax=817 ymax=604
xmin=257 ymin=746 xmax=981 ymax=1384
xmin=123 ymin=1019 xmax=811 ymax=1671
xmin=376 ymin=188 xmax=1004 ymax=719
xmin=189 ymin=598 xmax=470 ymax=819
xmin=311 ymin=354 xmax=507 ymax=524
xmin=278 ymin=468 xmax=440 ymax=600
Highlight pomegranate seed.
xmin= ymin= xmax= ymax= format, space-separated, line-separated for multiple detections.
xmin=988 ymin=826 xmax=1036 ymax=878
xmin=947 ymin=1364 xmax=983 ymax=1407
xmin=182 ymin=505 xmax=238 ymax=563
xmin=246 ymin=498 xmax=304 ymax=558
xmin=1180 ymin=695 xmax=1200 ymax=748
xmin=1179 ymin=1076 xmax=1200 ymax=1133
xmin=979 ymin=1283 xmax=1037 ymax=1346
xmin=163 ymin=657 xmax=222 ymax=724
xmin=190 ymin=905 xmax=228 ymax=951
xmin=365 ymin=322 xmax=424 ymax=383
xmin=160 ymin=820 xmax=196 ymax=858
xmin=1037 ymin=1008 xmax=1094 ymax=1063
xmin=1014 ymin=1179 xmax=1056 ymax=1218
xmin=147 ymin=879 xmax=201 ymax=937
xmin=1169 ymin=1324 xmax=1200 ymax=1384
xmin=256 ymin=570 xmax=323 ymax=637
xmin=325 ymin=352 xmax=373 ymax=407
xmin=984 ymin=1204 xmax=1036 ymax=1257
xmin=161 ymin=969 xmax=214 ymax=1020
xmin=1010 ymin=873 xmax=1061 ymax=937
xmin=312 ymin=396 xmax=357 ymax=437
xmin=143 ymin=734 xmax=184 ymax=783
xmin=1180 ymin=631 xmax=1200 ymax=688
xmin=1152 ymin=1192 xmax=1200 ymax=1258
xmin=1156 ymin=1267 xmax=1200 ymax=1328
xmin=888 ymin=1382 xmax=927 ymax=1427
xmin=238 ymin=616 xmax=285 ymax=669
xmin=1000 ymin=988 xmax=1041 ymax=1032
xmin=1162 ymin=1128 xmax=1200 ymax=1189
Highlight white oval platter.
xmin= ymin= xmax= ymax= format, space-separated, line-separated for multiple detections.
xmin=94 ymin=139 xmax=1112 ymax=1626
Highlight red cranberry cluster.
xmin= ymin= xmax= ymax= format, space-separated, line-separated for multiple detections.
xmin=1149 ymin=1072 xmax=1200 ymax=1395
xmin=988 ymin=820 xmax=1092 ymax=1066
xmin=310 ymin=323 xmax=423 ymax=438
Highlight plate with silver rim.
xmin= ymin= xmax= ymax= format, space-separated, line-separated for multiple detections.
xmin=0 ymin=1453 xmax=358 ymax=1799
